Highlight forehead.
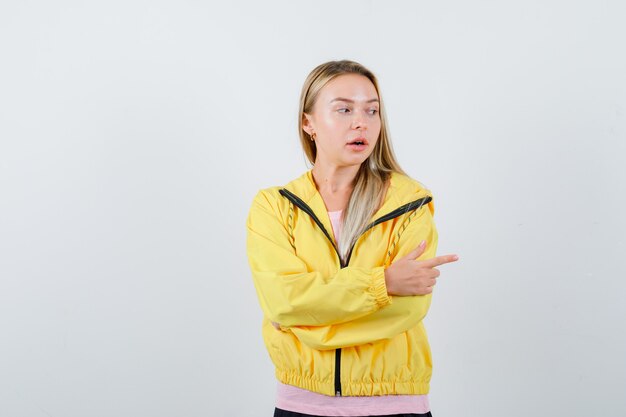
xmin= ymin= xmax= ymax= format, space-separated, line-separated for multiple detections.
xmin=318 ymin=74 xmax=379 ymax=103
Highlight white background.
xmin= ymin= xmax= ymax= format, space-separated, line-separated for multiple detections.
xmin=1 ymin=1 xmax=625 ymax=416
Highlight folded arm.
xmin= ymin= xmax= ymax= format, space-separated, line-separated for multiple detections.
xmin=246 ymin=190 xmax=392 ymax=328
xmin=286 ymin=201 xmax=439 ymax=350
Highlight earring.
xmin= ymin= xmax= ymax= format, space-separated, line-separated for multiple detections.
xmin=310 ymin=132 xmax=316 ymax=141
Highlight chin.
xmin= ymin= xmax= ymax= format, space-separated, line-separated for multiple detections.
xmin=351 ymin=153 xmax=374 ymax=163
xmin=341 ymin=158 xmax=370 ymax=168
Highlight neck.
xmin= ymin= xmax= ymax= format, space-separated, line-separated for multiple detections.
xmin=311 ymin=162 xmax=361 ymax=194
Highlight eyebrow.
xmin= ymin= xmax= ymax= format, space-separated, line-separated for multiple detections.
xmin=329 ymin=97 xmax=379 ymax=104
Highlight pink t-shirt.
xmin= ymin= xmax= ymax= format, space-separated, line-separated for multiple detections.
xmin=275 ymin=209 xmax=431 ymax=416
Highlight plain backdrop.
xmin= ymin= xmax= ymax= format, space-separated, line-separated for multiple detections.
xmin=1 ymin=1 xmax=625 ymax=416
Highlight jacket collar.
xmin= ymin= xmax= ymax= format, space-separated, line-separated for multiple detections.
xmin=282 ymin=169 xmax=435 ymax=224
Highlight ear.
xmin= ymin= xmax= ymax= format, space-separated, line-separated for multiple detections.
xmin=302 ymin=112 xmax=314 ymax=135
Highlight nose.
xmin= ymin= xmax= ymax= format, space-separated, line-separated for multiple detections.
xmin=351 ymin=112 xmax=368 ymax=131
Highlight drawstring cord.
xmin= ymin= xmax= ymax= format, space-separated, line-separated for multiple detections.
xmin=383 ymin=198 xmax=427 ymax=267
xmin=383 ymin=208 xmax=418 ymax=267
xmin=287 ymin=200 xmax=296 ymax=251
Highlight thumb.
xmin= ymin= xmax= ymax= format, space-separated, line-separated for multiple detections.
xmin=402 ymin=240 xmax=427 ymax=261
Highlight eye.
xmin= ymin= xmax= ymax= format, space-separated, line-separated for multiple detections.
xmin=369 ymin=109 xmax=379 ymax=115
xmin=338 ymin=108 xmax=350 ymax=113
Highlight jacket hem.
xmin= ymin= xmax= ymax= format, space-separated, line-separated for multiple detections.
xmin=276 ymin=370 xmax=335 ymax=396
xmin=276 ymin=370 xmax=430 ymax=397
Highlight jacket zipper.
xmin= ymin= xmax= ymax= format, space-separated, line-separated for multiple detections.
xmin=278 ymin=188 xmax=432 ymax=396
xmin=334 ymin=348 xmax=342 ymax=396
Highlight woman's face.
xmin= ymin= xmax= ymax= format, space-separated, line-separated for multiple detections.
xmin=303 ymin=74 xmax=381 ymax=168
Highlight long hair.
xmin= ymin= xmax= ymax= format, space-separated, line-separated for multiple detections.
xmin=297 ymin=60 xmax=407 ymax=263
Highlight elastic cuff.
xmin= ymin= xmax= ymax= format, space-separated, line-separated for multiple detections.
xmin=370 ymin=266 xmax=392 ymax=308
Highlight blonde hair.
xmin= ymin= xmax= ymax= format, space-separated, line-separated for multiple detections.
xmin=298 ymin=60 xmax=407 ymax=264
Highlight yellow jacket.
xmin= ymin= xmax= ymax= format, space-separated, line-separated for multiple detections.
xmin=246 ymin=169 xmax=438 ymax=397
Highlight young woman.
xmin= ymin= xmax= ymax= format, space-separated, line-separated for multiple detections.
xmin=246 ymin=60 xmax=459 ymax=417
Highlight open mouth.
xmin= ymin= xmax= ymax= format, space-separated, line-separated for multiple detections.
xmin=347 ymin=138 xmax=369 ymax=146
xmin=347 ymin=139 xmax=368 ymax=151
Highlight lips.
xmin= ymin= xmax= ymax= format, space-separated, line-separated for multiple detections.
xmin=346 ymin=137 xmax=369 ymax=152
xmin=347 ymin=137 xmax=369 ymax=146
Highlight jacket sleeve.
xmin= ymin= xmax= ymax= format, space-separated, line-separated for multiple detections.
xmin=246 ymin=190 xmax=392 ymax=328
xmin=286 ymin=199 xmax=438 ymax=350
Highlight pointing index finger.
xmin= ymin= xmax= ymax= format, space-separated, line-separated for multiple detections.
xmin=418 ymin=254 xmax=459 ymax=268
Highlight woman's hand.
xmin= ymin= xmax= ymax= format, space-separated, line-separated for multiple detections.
xmin=384 ymin=240 xmax=459 ymax=296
